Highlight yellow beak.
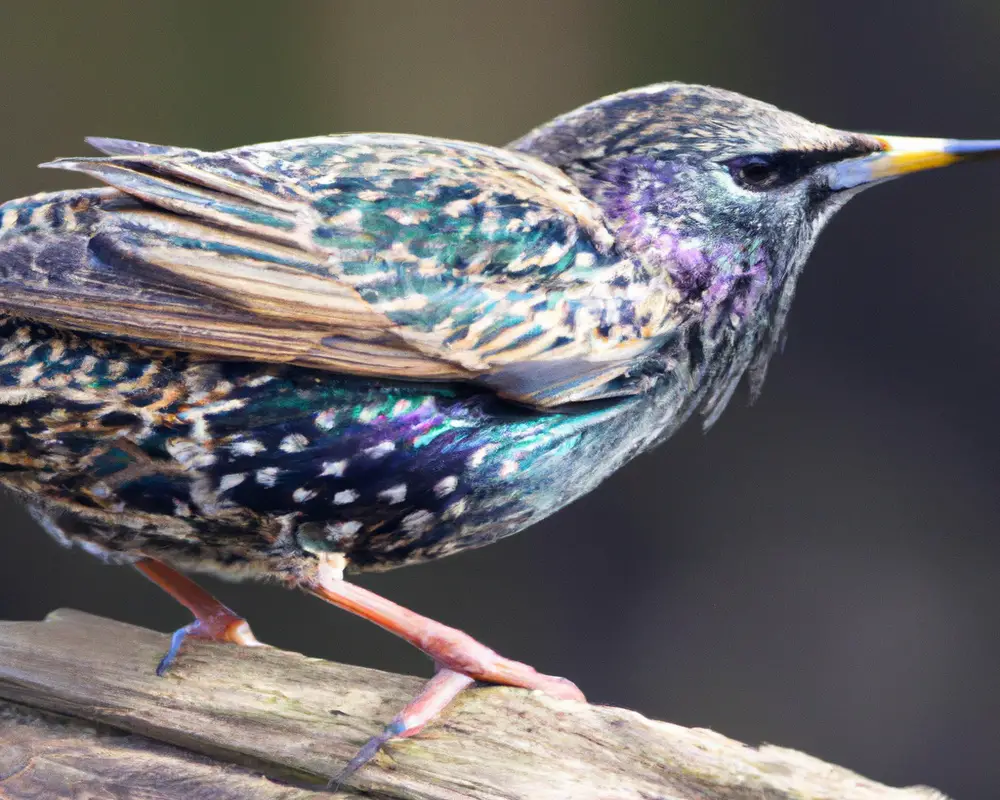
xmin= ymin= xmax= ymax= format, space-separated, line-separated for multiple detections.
xmin=829 ymin=134 xmax=1000 ymax=190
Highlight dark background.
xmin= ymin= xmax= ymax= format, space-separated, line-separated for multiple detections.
xmin=1 ymin=2 xmax=998 ymax=797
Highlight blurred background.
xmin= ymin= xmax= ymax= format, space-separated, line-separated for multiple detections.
xmin=1 ymin=1 xmax=998 ymax=796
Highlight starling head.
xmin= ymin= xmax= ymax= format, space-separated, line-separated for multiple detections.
xmin=514 ymin=83 xmax=1000 ymax=290
xmin=512 ymin=83 xmax=1000 ymax=413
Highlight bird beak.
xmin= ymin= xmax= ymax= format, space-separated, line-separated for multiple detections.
xmin=828 ymin=134 xmax=1000 ymax=190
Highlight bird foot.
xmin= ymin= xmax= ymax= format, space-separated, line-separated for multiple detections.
xmin=413 ymin=621 xmax=585 ymax=701
xmin=132 ymin=558 xmax=264 ymax=675
xmin=331 ymin=660 xmax=584 ymax=788
xmin=303 ymin=567 xmax=585 ymax=785
xmin=330 ymin=668 xmax=476 ymax=788
xmin=156 ymin=611 xmax=262 ymax=676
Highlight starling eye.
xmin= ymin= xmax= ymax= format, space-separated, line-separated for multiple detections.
xmin=727 ymin=147 xmax=883 ymax=192
xmin=727 ymin=156 xmax=786 ymax=190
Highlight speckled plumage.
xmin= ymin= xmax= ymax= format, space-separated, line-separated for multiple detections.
xmin=2 ymin=135 xmax=682 ymax=408
xmin=0 ymin=82 xmax=988 ymax=582
xmin=0 ymin=312 xmax=638 ymax=574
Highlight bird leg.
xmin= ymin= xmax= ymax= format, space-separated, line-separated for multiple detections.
xmin=302 ymin=555 xmax=584 ymax=782
xmin=133 ymin=557 xmax=262 ymax=675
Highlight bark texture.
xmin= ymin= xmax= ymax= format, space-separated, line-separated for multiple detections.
xmin=0 ymin=609 xmax=950 ymax=799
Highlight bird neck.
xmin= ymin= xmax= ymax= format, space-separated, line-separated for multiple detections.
xmin=561 ymin=154 xmax=811 ymax=429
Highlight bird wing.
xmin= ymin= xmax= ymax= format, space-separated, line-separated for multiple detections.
xmin=0 ymin=134 xmax=680 ymax=407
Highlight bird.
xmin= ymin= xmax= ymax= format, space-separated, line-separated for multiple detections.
xmin=1 ymin=82 xmax=997 ymax=782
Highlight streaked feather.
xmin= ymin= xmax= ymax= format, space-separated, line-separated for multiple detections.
xmin=0 ymin=134 xmax=682 ymax=406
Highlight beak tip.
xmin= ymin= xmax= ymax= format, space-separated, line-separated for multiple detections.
xmin=942 ymin=139 xmax=1000 ymax=156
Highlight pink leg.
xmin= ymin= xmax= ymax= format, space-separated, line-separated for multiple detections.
xmin=133 ymin=557 xmax=262 ymax=675
xmin=302 ymin=564 xmax=584 ymax=783
xmin=302 ymin=573 xmax=583 ymax=700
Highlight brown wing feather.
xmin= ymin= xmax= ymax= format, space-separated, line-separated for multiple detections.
xmin=0 ymin=135 xmax=681 ymax=406
xmin=0 ymin=189 xmax=473 ymax=380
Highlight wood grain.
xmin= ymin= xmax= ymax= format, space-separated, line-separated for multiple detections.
xmin=0 ymin=609 xmax=950 ymax=799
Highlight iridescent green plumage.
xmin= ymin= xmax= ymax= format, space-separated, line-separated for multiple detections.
xmin=0 ymin=312 xmax=630 ymax=573
xmin=4 ymin=133 xmax=680 ymax=409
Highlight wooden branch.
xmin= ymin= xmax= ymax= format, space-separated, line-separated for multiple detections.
xmin=0 ymin=609 xmax=949 ymax=800
xmin=0 ymin=700 xmax=319 ymax=799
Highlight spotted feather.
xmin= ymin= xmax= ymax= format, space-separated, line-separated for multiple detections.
xmin=0 ymin=135 xmax=682 ymax=407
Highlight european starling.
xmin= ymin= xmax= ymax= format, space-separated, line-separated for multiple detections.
xmin=1 ymin=83 xmax=997 ymax=781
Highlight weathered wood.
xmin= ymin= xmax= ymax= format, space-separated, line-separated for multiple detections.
xmin=0 ymin=609 xmax=949 ymax=800
xmin=0 ymin=700 xmax=325 ymax=799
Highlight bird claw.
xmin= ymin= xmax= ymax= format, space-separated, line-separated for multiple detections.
xmin=328 ymin=717 xmax=407 ymax=790
xmin=331 ymin=668 xmax=475 ymax=788
xmin=331 ymin=664 xmax=583 ymax=787
xmin=155 ymin=613 xmax=262 ymax=676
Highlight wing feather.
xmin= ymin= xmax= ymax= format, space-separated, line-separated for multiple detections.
xmin=1 ymin=135 xmax=682 ymax=406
